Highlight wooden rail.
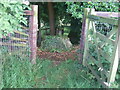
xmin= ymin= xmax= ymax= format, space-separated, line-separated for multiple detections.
xmin=95 ymin=12 xmax=120 ymax=18
xmin=14 ymin=31 xmax=29 ymax=36
xmin=10 ymin=37 xmax=28 ymax=42
xmin=88 ymin=15 xmax=118 ymax=26
xmin=24 ymin=10 xmax=33 ymax=15
xmin=0 ymin=42 xmax=27 ymax=47
xmin=80 ymin=8 xmax=119 ymax=87
xmin=0 ymin=5 xmax=38 ymax=64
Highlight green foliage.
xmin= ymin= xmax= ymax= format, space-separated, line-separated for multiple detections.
xmin=54 ymin=2 xmax=71 ymax=26
xmin=38 ymin=3 xmax=49 ymax=26
xmin=41 ymin=36 xmax=72 ymax=52
xmin=68 ymin=18 xmax=82 ymax=44
xmin=2 ymin=50 xmax=120 ymax=88
xmin=115 ymin=61 xmax=120 ymax=88
xmin=3 ymin=54 xmax=101 ymax=88
xmin=66 ymin=2 xmax=119 ymax=45
xmin=39 ymin=2 xmax=119 ymax=26
xmin=3 ymin=55 xmax=33 ymax=88
xmin=39 ymin=2 xmax=119 ymax=45
xmin=0 ymin=0 xmax=29 ymax=38
xmin=39 ymin=2 xmax=71 ymax=27
xmin=66 ymin=2 xmax=119 ymax=19
xmin=80 ymin=17 xmax=119 ymax=87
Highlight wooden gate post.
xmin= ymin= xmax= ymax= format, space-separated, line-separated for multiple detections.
xmin=79 ymin=8 xmax=90 ymax=65
xmin=107 ymin=18 xmax=120 ymax=85
xmin=0 ymin=49 xmax=3 ymax=89
xmin=118 ymin=18 xmax=120 ymax=59
xmin=29 ymin=5 xmax=38 ymax=64
xmin=108 ymin=32 xmax=119 ymax=85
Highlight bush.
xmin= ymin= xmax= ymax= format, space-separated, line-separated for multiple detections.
xmin=41 ymin=36 xmax=72 ymax=52
xmin=0 ymin=0 xmax=30 ymax=37
xmin=66 ymin=2 xmax=119 ymax=44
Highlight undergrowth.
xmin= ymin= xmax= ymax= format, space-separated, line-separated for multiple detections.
xmin=2 ymin=54 xmax=100 ymax=88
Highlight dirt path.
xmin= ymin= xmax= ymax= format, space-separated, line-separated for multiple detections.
xmin=37 ymin=46 xmax=79 ymax=64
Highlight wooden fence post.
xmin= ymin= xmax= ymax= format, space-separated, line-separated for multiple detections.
xmin=118 ymin=18 xmax=120 ymax=59
xmin=79 ymin=8 xmax=90 ymax=65
xmin=107 ymin=33 xmax=119 ymax=85
xmin=29 ymin=5 xmax=38 ymax=64
xmin=0 ymin=50 xmax=3 ymax=89
xmin=118 ymin=35 xmax=120 ymax=60
xmin=107 ymin=20 xmax=120 ymax=85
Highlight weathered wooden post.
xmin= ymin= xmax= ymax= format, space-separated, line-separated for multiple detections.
xmin=29 ymin=5 xmax=38 ymax=64
xmin=107 ymin=17 xmax=120 ymax=85
xmin=107 ymin=31 xmax=119 ymax=86
xmin=118 ymin=17 xmax=120 ymax=59
xmin=0 ymin=46 xmax=3 ymax=89
xmin=79 ymin=8 xmax=90 ymax=65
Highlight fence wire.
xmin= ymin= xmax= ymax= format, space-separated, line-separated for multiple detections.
xmin=0 ymin=16 xmax=30 ymax=61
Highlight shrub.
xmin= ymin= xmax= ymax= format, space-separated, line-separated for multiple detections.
xmin=41 ymin=36 xmax=72 ymax=52
xmin=0 ymin=0 xmax=30 ymax=37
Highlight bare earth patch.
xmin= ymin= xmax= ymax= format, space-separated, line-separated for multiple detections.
xmin=37 ymin=46 xmax=79 ymax=65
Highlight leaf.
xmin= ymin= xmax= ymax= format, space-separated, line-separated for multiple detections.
xmin=0 ymin=1 xmax=30 ymax=36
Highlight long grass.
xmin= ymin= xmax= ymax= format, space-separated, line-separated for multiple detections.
xmin=2 ymin=54 xmax=101 ymax=88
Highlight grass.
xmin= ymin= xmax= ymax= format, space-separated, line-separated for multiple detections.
xmin=2 ymin=54 xmax=100 ymax=88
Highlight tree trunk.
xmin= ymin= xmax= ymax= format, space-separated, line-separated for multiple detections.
xmin=47 ymin=2 xmax=55 ymax=35
xmin=37 ymin=5 xmax=41 ymax=47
